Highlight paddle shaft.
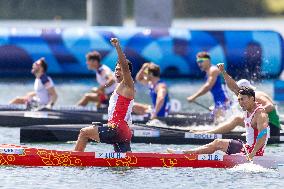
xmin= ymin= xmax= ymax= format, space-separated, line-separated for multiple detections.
xmin=242 ymin=143 xmax=252 ymax=162
xmin=193 ymin=101 xmax=211 ymax=112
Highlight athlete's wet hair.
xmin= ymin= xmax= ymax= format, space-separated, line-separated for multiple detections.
xmin=86 ymin=51 xmax=101 ymax=62
xmin=39 ymin=57 xmax=48 ymax=72
xmin=147 ymin=63 xmax=160 ymax=77
xmin=196 ymin=51 xmax=211 ymax=59
xmin=116 ymin=59 xmax=133 ymax=73
xmin=239 ymin=86 xmax=255 ymax=101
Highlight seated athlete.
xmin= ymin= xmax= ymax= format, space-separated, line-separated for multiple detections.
xmin=168 ymin=86 xmax=270 ymax=161
xmin=74 ymin=38 xmax=134 ymax=153
xmin=77 ymin=51 xmax=117 ymax=108
xmin=194 ymin=63 xmax=280 ymax=137
xmin=9 ymin=57 xmax=58 ymax=109
xmin=133 ymin=62 xmax=170 ymax=119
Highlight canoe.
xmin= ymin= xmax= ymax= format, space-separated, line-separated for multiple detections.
xmin=20 ymin=124 xmax=284 ymax=144
xmin=0 ymin=144 xmax=282 ymax=168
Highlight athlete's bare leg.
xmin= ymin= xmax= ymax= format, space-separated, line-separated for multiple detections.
xmin=9 ymin=97 xmax=27 ymax=104
xmin=9 ymin=92 xmax=35 ymax=104
xmin=132 ymin=102 xmax=151 ymax=115
xmin=167 ymin=139 xmax=231 ymax=154
xmin=77 ymin=93 xmax=99 ymax=106
xmin=74 ymin=126 xmax=100 ymax=152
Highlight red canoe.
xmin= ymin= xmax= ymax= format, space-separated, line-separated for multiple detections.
xmin=0 ymin=144 xmax=282 ymax=168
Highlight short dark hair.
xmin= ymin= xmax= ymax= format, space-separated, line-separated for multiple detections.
xmin=116 ymin=59 xmax=132 ymax=73
xmin=239 ymin=86 xmax=255 ymax=101
xmin=196 ymin=51 xmax=211 ymax=59
xmin=86 ymin=51 xmax=101 ymax=62
xmin=39 ymin=57 xmax=48 ymax=72
xmin=147 ymin=63 xmax=160 ymax=77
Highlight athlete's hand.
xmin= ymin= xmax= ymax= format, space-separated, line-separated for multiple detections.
xmin=110 ymin=38 xmax=119 ymax=47
xmin=187 ymin=96 xmax=195 ymax=102
xmin=189 ymin=129 xmax=208 ymax=134
xmin=217 ymin=63 xmax=225 ymax=73
xmin=247 ymin=152 xmax=254 ymax=161
xmin=150 ymin=112 xmax=157 ymax=120
xmin=45 ymin=104 xmax=53 ymax=109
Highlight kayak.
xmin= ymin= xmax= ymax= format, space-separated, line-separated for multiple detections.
xmin=0 ymin=144 xmax=282 ymax=168
xmin=0 ymin=104 xmax=282 ymax=127
xmin=0 ymin=110 xmax=213 ymax=127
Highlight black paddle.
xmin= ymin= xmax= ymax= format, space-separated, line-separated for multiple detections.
xmin=192 ymin=101 xmax=212 ymax=112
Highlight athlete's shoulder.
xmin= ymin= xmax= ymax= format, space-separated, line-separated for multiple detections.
xmin=157 ymin=81 xmax=167 ymax=89
xmin=210 ymin=65 xmax=220 ymax=72
xmin=99 ymin=65 xmax=113 ymax=74
xmin=208 ymin=66 xmax=220 ymax=77
xmin=39 ymin=74 xmax=50 ymax=85
xmin=255 ymin=107 xmax=267 ymax=117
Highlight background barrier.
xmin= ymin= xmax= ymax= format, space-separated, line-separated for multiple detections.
xmin=0 ymin=27 xmax=282 ymax=79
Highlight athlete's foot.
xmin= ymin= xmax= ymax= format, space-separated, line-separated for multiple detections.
xmin=167 ymin=148 xmax=176 ymax=154
xmin=167 ymin=148 xmax=184 ymax=154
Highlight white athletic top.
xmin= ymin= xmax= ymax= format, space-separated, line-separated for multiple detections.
xmin=33 ymin=74 xmax=55 ymax=105
xmin=95 ymin=65 xmax=117 ymax=94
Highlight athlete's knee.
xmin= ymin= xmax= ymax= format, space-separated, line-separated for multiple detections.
xmin=211 ymin=139 xmax=225 ymax=150
xmin=83 ymin=93 xmax=91 ymax=100
xmin=79 ymin=127 xmax=90 ymax=138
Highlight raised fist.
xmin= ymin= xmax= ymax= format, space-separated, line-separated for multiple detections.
xmin=110 ymin=38 xmax=119 ymax=47
xmin=217 ymin=63 xmax=225 ymax=73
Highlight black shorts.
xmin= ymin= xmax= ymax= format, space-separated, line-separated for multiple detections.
xmin=97 ymin=126 xmax=131 ymax=153
xmin=226 ymin=139 xmax=243 ymax=155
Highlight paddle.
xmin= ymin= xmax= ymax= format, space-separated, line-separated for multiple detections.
xmin=192 ymin=101 xmax=212 ymax=112
xmin=242 ymin=142 xmax=253 ymax=162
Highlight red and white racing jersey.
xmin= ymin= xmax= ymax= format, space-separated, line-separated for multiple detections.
xmin=107 ymin=91 xmax=134 ymax=141
xmin=244 ymin=104 xmax=269 ymax=156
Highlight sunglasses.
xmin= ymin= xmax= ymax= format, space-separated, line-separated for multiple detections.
xmin=196 ymin=58 xmax=209 ymax=63
xmin=143 ymin=69 xmax=149 ymax=75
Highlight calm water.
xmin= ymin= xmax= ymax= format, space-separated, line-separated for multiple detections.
xmin=0 ymin=78 xmax=284 ymax=189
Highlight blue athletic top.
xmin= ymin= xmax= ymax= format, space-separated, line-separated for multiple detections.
xmin=149 ymin=80 xmax=170 ymax=117
xmin=207 ymin=74 xmax=228 ymax=108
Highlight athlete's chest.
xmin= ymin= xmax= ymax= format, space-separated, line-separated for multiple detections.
xmin=115 ymin=84 xmax=134 ymax=99
xmin=34 ymin=79 xmax=45 ymax=91
xmin=245 ymin=113 xmax=258 ymax=129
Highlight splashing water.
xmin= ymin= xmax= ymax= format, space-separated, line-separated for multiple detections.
xmin=230 ymin=162 xmax=275 ymax=173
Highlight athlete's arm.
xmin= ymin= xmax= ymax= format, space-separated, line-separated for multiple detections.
xmin=152 ymin=84 xmax=167 ymax=118
xmin=110 ymin=38 xmax=134 ymax=88
xmin=26 ymin=91 xmax=36 ymax=98
xmin=46 ymin=87 xmax=57 ymax=107
xmin=256 ymin=95 xmax=275 ymax=113
xmin=98 ymin=70 xmax=115 ymax=91
xmin=249 ymin=110 xmax=269 ymax=160
xmin=217 ymin=63 xmax=239 ymax=96
xmin=135 ymin=63 xmax=150 ymax=85
xmin=187 ymin=68 xmax=218 ymax=101
xmin=206 ymin=116 xmax=244 ymax=134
